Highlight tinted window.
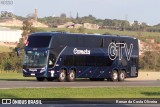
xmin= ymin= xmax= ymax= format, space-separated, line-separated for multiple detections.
xmin=27 ymin=36 xmax=51 ymax=48
xmin=62 ymin=55 xmax=113 ymax=66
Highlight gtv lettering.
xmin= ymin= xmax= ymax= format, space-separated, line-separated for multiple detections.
xmin=108 ymin=42 xmax=133 ymax=61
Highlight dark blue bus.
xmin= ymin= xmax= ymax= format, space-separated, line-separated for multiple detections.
xmin=22 ymin=32 xmax=139 ymax=82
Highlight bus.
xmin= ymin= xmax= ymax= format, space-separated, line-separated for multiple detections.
xmin=21 ymin=32 xmax=139 ymax=82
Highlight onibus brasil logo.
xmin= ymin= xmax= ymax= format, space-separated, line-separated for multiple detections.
xmin=108 ymin=42 xmax=133 ymax=61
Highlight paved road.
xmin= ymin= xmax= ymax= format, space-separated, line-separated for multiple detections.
xmin=0 ymin=79 xmax=160 ymax=89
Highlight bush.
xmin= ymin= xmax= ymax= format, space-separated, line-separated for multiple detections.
xmin=140 ymin=51 xmax=160 ymax=71
xmin=0 ymin=52 xmax=23 ymax=72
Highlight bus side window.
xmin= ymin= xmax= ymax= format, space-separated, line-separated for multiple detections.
xmin=100 ymin=38 xmax=104 ymax=48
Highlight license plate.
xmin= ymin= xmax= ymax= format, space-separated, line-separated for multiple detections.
xmin=31 ymin=73 xmax=35 ymax=76
xmin=29 ymin=69 xmax=37 ymax=72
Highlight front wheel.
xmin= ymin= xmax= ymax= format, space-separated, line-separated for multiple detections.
xmin=111 ymin=70 xmax=118 ymax=82
xmin=67 ymin=70 xmax=76 ymax=82
xmin=58 ymin=70 xmax=66 ymax=82
xmin=36 ymin=77 xmax=45 ymax=81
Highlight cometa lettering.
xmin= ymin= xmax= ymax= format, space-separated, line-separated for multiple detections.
xmin=73 ymin=48 xmax=90 ymax=55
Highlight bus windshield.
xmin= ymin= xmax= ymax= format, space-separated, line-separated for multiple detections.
xmin=27 ymin=36 xmax=51 ymax=48
xmin=23 ymin=50 xmax=48 ymax=68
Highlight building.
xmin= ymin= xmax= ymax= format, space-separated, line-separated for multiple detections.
xmin=83 ymin=23 xmax=99 ymax=29
xmin=57 ymin=22 xmax=99 ymax=30
xmin=0 ymin=27 xmax=22 ymax=43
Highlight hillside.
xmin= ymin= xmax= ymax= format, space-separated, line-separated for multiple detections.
xmin=0 ymin=18 xmax=48 ymax=28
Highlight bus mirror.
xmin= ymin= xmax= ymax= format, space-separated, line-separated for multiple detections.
xmin=16 ymin=48 xmax=21 ymax=57
xmin=44 ymin=51 xmax=48 ymax=57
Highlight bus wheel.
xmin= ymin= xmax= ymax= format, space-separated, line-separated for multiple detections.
xmin=46 ymin=77 xmax=55 ymax=81
xmin=111 ymin=70 xmax=118 ymax=82
xmin=67 ymin=70 xmax=76 ymax=82
xmin=36 ymin=77 xmax=45 ymax=81
xmin=58 ymin=70 xmax=66 ymax=82
xmin=118 ymin=71 xmax=126 ymax=81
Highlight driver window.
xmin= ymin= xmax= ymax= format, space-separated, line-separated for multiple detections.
xmin=48 ymin=54 xmax=56 ymax=68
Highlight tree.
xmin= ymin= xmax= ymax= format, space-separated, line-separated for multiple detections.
xmin=78 ymin=26 xmax=85 ymax=33
xmin=131 ymin=20 xmax=140 ymax=31
xmin=17 ymin=20 xmax=33 ymax=49
xmin=140 ymin=22 xmax=147 ymax=31
xmin=60 ymin=13 xmax=67 ymax=18
xmin=76 ymin=12 xmax=79 ymax=19
xmin=26 ymin=13 xmax=35 ymax=20
xmin=22 ymin=20 xmax=33 ymax=36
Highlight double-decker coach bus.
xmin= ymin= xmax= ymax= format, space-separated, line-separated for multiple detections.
xmin=21 ymin=32 xmax=139 ymax=82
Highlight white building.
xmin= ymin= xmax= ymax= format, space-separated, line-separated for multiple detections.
xmin=0 ymin=27 xmax=22 ymax=43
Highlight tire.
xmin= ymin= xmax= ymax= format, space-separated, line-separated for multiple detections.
xmin=36 ymin=77 xmax=45 ymax=81
xmin=46 ymin=77 xmax=55 ymax=81
xmin=58 ymin=70 xmax=66 ymax=82
xmin=118 ymin=71 xmax=126 ymax=81
xmin=111 ymin=70 xmax=118 ymax=82
xmin=67 ymin=70 xmax=76 ymax=82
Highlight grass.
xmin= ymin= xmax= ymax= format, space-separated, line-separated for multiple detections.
xmin=0 ymin=46 xmax=12 ymax=53
xmin=0 ymin=72 xmax=34 ymax=81
xmin=0 ymin=87 xmax=160 ymax=98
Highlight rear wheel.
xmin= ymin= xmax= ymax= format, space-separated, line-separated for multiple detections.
xmin=36 ymin=77 xmax=45 ymax=81
xmin=58 ymin=69 xmax=66 ymax=82
xmin=118 ymin=71 xmax=126 ymax=81
xmin=67 ymin=70 xmax=76 ymax=82
xmin=111 ymin=70 xmax=118 ymax=82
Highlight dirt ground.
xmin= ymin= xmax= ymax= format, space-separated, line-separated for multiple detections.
xmin=0 ymin=42 xmax=17 ymax=47
xmin=126 ymin=72 xmax=160 ymax=80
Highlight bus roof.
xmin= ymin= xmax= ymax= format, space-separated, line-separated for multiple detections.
xmin=30 ymin=32 xmax=136 ymax=39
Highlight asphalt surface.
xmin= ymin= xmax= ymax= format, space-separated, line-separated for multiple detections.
xmin=0 ymin=80 xmax=160 ymax=107
xmin=0 ymin=79 xmax=160 ymax=89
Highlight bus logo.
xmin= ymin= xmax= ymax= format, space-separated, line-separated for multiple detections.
xmin=73 ymin=48 xmax=90 ymax=55
xmin=108 ymin=42 xmax=133 ymax=61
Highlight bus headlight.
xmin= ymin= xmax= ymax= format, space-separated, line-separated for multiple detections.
xmin=40 ymin=67 xmax=46 ymax=73
xmin=40 ymin=69 xmax=45 ymax=73
xmin=23 ymin=69 xmax=27 ymax=73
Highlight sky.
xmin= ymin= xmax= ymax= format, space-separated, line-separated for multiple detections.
xmin=1 ymin=0 xmax=160 ymax=25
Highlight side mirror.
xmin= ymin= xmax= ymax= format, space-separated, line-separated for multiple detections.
xmin=15 ymin=48 xmax=21 ymax=57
